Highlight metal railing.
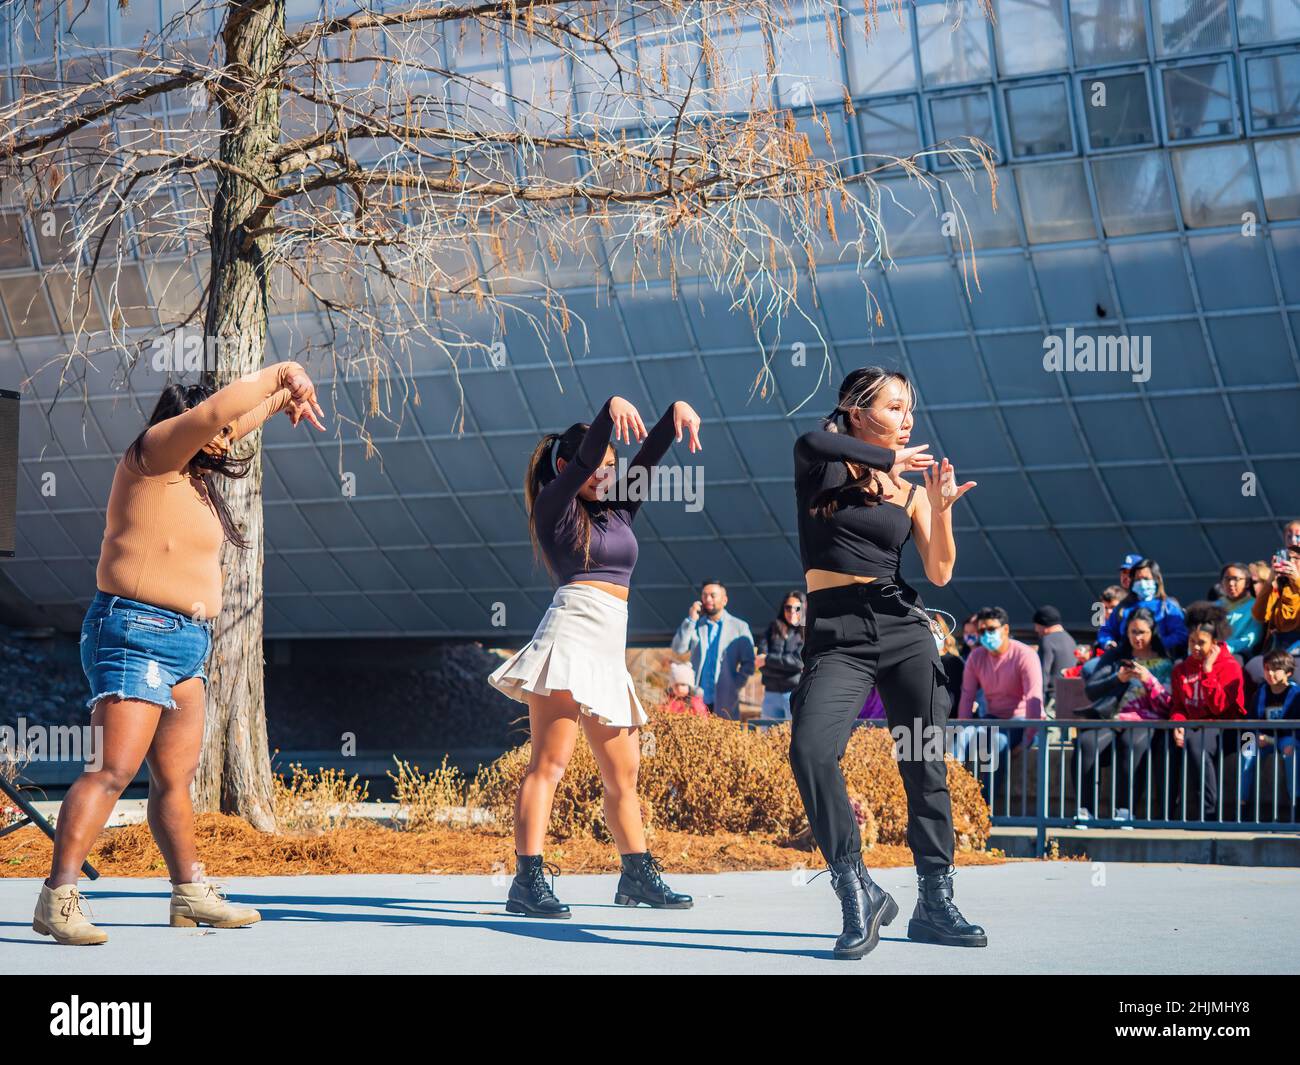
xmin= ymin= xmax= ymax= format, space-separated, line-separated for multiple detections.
xmin=944 ymin=718 xmax=1299 ymax=854
xmin=742 ymin=714 xmax=1300 ymax=855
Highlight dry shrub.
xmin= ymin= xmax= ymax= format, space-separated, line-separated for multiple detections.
xmin=389 ymin=755 xmax=473 ymax=831
xmin=476 ymin=740 xmax=654 ymax=844
xmin=272 ymin=762 xmax=370 ymax=834
xmin=472 ymin=710 xmax=990 ymax=852
xmin=1 ymin=752 xmax=29 ymax=830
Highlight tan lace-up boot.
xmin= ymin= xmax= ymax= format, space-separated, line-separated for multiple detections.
xmin=169 ymin=881 xmax=261 ymax=928
xmin=33 ymin=883 xmax=108 ymax=945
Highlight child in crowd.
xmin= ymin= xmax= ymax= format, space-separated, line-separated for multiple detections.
xmin=663 ymin=661 xmax=708 ymax=717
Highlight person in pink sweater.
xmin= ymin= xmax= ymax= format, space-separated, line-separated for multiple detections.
xmin=957 ymin=606 xmax=1044 ymax=752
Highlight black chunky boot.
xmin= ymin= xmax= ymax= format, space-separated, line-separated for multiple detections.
xmin=505 ymin=854 xmax=570 ymax=919
xmin=825 ymin=856 xmax=899 ymax=960
xmin=614 ymin=851 xmax=693 ymax=909
xmin=907 ymin=865 xmax=986 ymax=947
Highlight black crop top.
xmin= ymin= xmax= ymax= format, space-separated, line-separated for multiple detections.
xmin=794 ymin=430 xmax=913 ymax=578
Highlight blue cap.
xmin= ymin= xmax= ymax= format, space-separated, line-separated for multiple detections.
xmin=1121 ymin=553 xmax=1144 ymax=570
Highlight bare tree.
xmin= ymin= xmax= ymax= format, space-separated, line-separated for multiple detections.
xmin=0 ymin=0 xmax=994 ymax=829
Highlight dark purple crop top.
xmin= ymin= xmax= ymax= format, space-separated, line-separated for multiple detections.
xmin=794 ymin=430 xmax=907 ymax=579
xmin=532 ymin=397 xmax=679 ymax=588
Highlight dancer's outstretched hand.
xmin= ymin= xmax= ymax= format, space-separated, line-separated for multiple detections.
xmin=925 ymin=457 xmax=976 ymax=511
xmin=283 ymin=365 xmax=327 ymax=430
xmin=672 ymin=401 xmax=703 ymax=453
xmin=890 ymin=443 xmax=935 ymax=482
xmin=609 ymin=396 xmax=647 ymax=445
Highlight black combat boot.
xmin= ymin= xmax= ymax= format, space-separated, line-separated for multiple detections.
xmin=614 ymin=851 xmax=693 ymax=909
xmin=505 ymin=854 xmax=570 ymax=919
xmin=825 ymin=855 xmax=898 ymax=960
xmin=907 ymin=865 xmax=987 ymax=946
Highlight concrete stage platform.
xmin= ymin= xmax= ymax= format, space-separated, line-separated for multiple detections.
xmin=3 ymin=862 xmax=1297 ymax=974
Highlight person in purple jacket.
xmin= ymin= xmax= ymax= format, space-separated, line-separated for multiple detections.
xmin=488 ymin=394 xmax=702 ymax=919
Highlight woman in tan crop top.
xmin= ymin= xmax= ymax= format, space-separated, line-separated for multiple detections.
xmin=34 ymin=362 xmax=325 ymax=946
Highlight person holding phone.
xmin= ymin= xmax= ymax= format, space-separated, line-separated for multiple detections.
xmin=1246 ymin=540 xmax=1300 ymax=687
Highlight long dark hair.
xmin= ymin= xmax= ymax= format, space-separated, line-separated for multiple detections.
xmin=810 ymin=366 xmax=913 ymax=521
xmin=1120 ymin=606 xmax=1169 ymax=660
xmin=1119 ymin=557 xmax=1169 ymax=607
xmin=772 ymin=589 xmax=806 ymax=639
xmin=524 ymin=420 xmax=613 ymax=583
xmin=125 ymin=382 xmax=252 ymax=549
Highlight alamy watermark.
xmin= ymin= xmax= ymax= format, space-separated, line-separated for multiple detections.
xmin=1043 ymin=327 xmax=1151 ymax=383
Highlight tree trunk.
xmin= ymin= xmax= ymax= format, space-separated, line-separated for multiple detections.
xmin=194 ymin=0 xmax=285 ymax=830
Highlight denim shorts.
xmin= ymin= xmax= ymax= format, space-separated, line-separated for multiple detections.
xmin=79 ymin=591 xmax=213 ymax=712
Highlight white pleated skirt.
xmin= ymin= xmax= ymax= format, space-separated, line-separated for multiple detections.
xmin=487 ymin=583 xmax=648 ymax=728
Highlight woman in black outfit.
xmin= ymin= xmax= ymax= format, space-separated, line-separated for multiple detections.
xmin=789 ymin=366 xmax=985 ymax=960
xmin=755 ymin=591 xmax=807 ymax=722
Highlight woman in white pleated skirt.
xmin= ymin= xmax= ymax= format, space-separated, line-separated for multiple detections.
xmin=487 ymin=393 xmax=702 ymax=918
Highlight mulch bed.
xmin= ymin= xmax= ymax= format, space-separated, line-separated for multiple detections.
xmin=0 ymin=813 xmax=1013 ymax=877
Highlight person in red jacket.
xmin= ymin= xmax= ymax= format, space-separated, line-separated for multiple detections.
xmin=663 ymin=661 xmax=709 ymax=717
xmin=1169 ymin=605 xmax=1246 ymax=821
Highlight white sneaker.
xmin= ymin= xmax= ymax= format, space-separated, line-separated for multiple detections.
xmin=1075 ymin=807 xmax=1091 ymax=824
xmin=1115 ymin=807 xmax=1134 ymax=830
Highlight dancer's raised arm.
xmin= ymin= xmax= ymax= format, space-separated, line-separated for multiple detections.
xmin=534 ymin=395 xmax=646 ymax=525
xmin=138 ymin=361 xmax=325 ymax=473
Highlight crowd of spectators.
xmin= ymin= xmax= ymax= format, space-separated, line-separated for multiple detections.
xmin=660 ymin=519 xmax=1300 ymax=825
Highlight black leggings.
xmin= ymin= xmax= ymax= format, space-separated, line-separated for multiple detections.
xmin=788 ymin=578 xmax=953 ymax=875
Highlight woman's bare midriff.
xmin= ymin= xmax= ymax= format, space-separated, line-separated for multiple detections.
xmin=804 ymin=569 xmax=880 ymax=594
xmin=569 ymin=579 xmax=630 ymax=601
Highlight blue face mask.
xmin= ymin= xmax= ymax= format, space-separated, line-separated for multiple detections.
xmin=1133 ymin=578 xmax=1158 ymax=601
xmin=979 ymin=630 xmax=1003 ymax=652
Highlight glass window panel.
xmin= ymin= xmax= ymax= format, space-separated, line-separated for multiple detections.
xmin=709 ymin=24 xmax=771 ymax=114
xmin=1152 ymin=0 xmax=1232 ymax=54
xmin=872 ymin=177 xmax=950 ymax=256
xmin=916 ymin=0 xmax=991 ymax=86
xmin=930 ymin=91 xmax=995 ymax=146
xmin=14 ymin=3 xmax=58 ymax=60
xmin=32 ymin=206 xmax=80 ymax=265
xmin=857 ymin=99 xmax=921 ymax=161
xmin=1236 ymin=0 xmax=1300 ymax=42
xmin=1256 ymin=135 xmax=1300 ymax=219
xmin=1092 ymin=152 xmax=1178 ymax=234
xmin=1172 ymin=142 xmax=1258 ymax=226
xmin=993 ymin=0 xmax=1068 ymax=74
xmin=0 ymin=276 xmax=57 ymax=337
xmin=1016 ymin=160 xmax=1096 ymax=241
xmin=1162 ymin=62 xmax=1236 ymax=139
xmin=112 ymin=0 xmax=159 ymax=47
xmin=1070 ymin=0 xmax=1149 ymax=64
xmin=944 ymin=168 xmax=1021 ymax=247
xmin=62 ymin=0 xmax=109 ymax=49
xmin=777 ymin=16 xmax=851 ymax=106
xmin=0 ymin=213 xmax=32 ymax=269
xmin=846 ymin=4 xmax=917 ymax=94
xmin=1247 ymin=53 xmax=1300 ymax=131
xmin=1005 ymin=82 xmax=1073 ymax=156
xmin=1082 ymin=72 xmax=1155 ymax=149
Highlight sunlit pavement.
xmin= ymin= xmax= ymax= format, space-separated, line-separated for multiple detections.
xmin=3 ymin=863 xmax=1297 ymax=974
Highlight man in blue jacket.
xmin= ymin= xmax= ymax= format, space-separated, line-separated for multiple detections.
xmin=671 ymin=579 xmax=756 ymax=719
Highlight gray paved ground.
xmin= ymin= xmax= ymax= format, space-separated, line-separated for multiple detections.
xmin=3 ymin=862 xmax=1298 ymax=973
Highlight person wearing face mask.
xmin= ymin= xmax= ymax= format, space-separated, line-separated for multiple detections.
xmin=1093 ymin=558 xmax=1188 ymax=662
xmin=1169 ymin=605 xmax=1246 ymax=822
xmin=787 ymin=366 xmax=984 ymax=959
xmin=955 ymin=607 xmax=1044 ymax=802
